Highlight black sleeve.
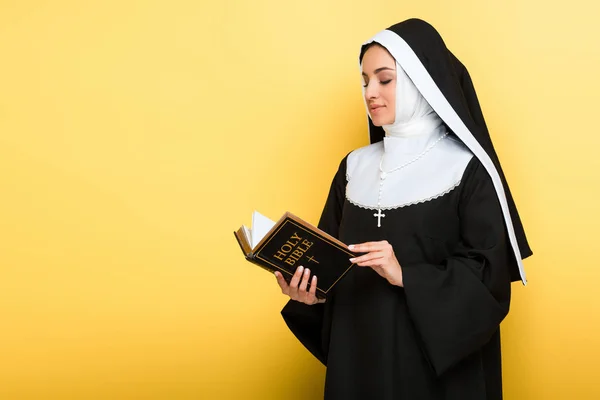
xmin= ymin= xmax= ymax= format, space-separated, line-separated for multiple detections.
xmin=280 ymin=156 xmax=348 ymax=365
xmin=402 ymin=158 xmax=513 ymax=377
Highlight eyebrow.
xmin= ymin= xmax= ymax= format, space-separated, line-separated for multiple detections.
xmin=362 ymin=67 xmax=395 ymax=76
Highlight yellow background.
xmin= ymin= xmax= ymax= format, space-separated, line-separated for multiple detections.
xmin=0 ymin=1 xmax=598 ymax=399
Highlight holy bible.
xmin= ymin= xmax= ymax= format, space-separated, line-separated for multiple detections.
xmin=234 ymin=211 xmax=357 ymax=299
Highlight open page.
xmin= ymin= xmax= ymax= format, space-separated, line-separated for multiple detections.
xmin=251 ymin=210 xmax=276 ymax=249
xmin=241 ymin=225 xmax=252 ymax=247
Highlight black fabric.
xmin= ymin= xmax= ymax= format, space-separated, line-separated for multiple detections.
xmin=282 ymin=154 xmax=512 ymax=399
xmin=361 ymin=19 xmax=532 ymax=281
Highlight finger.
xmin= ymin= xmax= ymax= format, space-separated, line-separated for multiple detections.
xmin=288 ymin=266 xmax=304 ymax=298
xmin=309 ymin=276 xmax=318 ymax=296
xmin=357 ymin=258 xmax=386 ymax=267
xmin=302 ymin=276 xmax=318 ymax=305
xmin=356 ymin=254 xmax=385 ymax=266
xmin=307 ymin=275 xmax=318 ymax=301
xmin=289 ymin=266 xmax=304 ymax=288
xmin=350 ymin=251 xmax=385 ymax=265
xmin=348 ymin=241 xmax=388 ymax=253
xmin=274 ymin=271 xmax=290 ymax=294
xmin=298 ymin=268 xmax=311 ymax=294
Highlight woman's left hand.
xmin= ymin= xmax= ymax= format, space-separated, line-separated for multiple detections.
xmin=349 ymin=240 xmax=403 ymax=287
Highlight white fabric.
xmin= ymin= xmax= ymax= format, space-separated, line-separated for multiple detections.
xmin=361 ymin=29 xmax=527 ymax=284
xmin=361 ymin=55 xmax=443 ymax=138
xmin=350 ymin=38 xmax=472 ymax=215
xmin=346 ymin=128 xmax=473 ymax=210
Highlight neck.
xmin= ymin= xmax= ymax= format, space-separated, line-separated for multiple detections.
xmin=383 ymin=114 xmax=443 ymax=138
xmin=382 ymin=121 xmax=447 ymax=163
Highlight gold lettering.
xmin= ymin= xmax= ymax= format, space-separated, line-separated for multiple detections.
xmin=273 ymin=250 xmax=286 ymax=261
xmin=284 ymin=257 xmax=296 ymax=266
xmin=290 ymin=232 xmax=302 ymax=242
xmin=296 ymin=239 xmax=314 ymax=253
xmin=273 ymin=233 xmax=308 ymax=264
xmin=290 ymin=249 xmax=304 ymax=261
xmin=285 ymin=237 xmax=300 ymax=247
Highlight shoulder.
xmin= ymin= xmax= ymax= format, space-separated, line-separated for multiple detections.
xmin=428 ymin=135 xmax=475 ymax=183
xmin=347 ymin=142 xmax=383 ymax=179
xmin=443 ymin=135 xmax=474 ymax=166
xmin=326 ymin=142 xmax=383 ymax=181
xmin=348 ymin=141 xmax=383 ymax=162
xmin=460 ymin=152 xmax=487 ymax=182
xmin=456 ymin=153 xmax=498 ymax=202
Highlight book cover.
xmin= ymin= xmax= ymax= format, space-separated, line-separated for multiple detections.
xmin=234 ymin=212 xmax=357 ymax=299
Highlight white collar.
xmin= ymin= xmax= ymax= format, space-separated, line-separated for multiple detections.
xmin=346 ymin=128 xmax=473 ymax=211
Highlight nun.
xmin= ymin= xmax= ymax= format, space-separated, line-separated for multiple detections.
xmin=275 ymin=18 xmax=532 ymax=400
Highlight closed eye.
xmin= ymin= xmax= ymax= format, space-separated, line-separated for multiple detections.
xmin=363 ymin=79 xmax=393 ymax=88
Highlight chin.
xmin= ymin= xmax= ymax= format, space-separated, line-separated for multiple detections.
xmin=371 ymin=116 xmax=393 ymax=126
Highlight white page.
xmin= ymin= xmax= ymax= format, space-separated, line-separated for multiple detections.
xmin=251 ymin=210 xmax=276 ymax=249
xmin=242 ymin=225 xmax=252 ymax=246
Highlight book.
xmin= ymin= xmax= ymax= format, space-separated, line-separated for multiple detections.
xmin=234 ymin=211 xmax=357 ymax=299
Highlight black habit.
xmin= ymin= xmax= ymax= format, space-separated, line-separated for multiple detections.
xmin=281 ymin=19 xmax=532 ymax=400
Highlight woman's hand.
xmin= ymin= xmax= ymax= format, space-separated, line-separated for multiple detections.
xmin=349 ymin=240 xmax=403 ymax=287
xmin=275 ymin=265 xmax=326 ymax=305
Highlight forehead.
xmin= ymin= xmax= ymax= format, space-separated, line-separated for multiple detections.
xmin=361 ymin=44 xmax=396 ymax=71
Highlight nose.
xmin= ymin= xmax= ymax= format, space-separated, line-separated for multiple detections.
xmin=364 ymin=81 xmax=378 ymax=100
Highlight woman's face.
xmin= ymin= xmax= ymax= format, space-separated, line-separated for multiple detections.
xmin=361 ymin=45 xmax=397 ymax=126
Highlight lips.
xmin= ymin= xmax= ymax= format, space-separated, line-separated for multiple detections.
xmin=369 ymin=105 xmax=385 ymax=112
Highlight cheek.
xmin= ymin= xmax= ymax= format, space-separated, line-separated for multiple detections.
xmin=385 ymin=85 xmax=396 ymax=123
xmin=385 ymin=85 xmax=396 ymax=109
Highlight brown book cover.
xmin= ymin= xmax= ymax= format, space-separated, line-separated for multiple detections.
xmin=234 ymin=212 xmax=357 ymax=299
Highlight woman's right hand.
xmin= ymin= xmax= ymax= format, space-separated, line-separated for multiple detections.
xmin=275 ymin=265 xmax=326 ymax=305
